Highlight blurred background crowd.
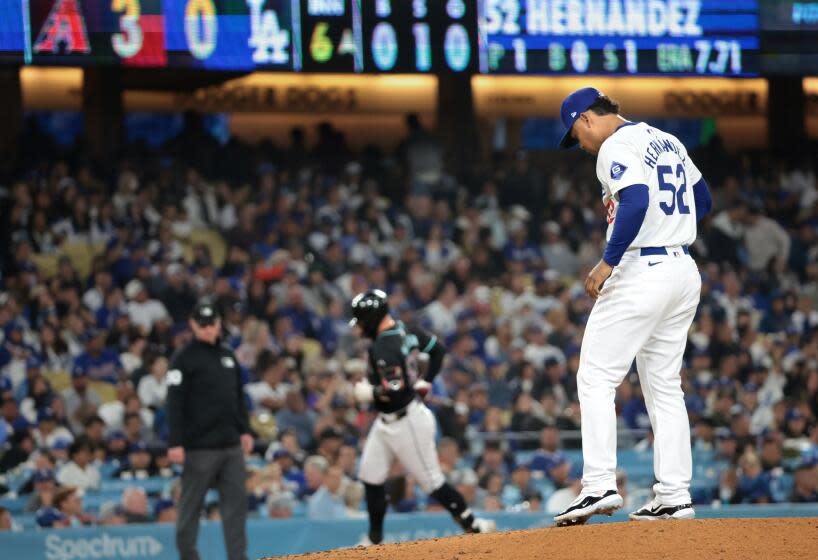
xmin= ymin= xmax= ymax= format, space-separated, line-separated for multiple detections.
xmin=0 ymin=116 xmax=817 ymax=533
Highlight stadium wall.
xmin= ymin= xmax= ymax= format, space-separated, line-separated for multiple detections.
xmin=4 ymin=505 xmax=818 ymax=560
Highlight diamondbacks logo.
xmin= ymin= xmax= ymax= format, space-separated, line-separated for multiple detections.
xmin=610 ymin=161 xmax=627 ymax=180
xmin=33 ymin=0 xmax=90 ymax=54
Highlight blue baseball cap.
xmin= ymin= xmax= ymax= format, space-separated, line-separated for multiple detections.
xmin=36 ymin=507 xmax=67 ymax=528
xmin=128 ymin=441 xmax=149 ymax=453
xmin=558 ymin=87 xmax=605 ymax=149
xmin=37 ymin=407 xmax=57 ymax=423
xmin=26 ymin=355 xmax=43 ymax=370
xmin=106 ymin=430 xmax=126 ymax=442
xmin=71 ymin=362 xmax=88 ymax=379
xmin=272 ymin=448 xmax=292 ymax=460
xmin=51 ymin=438 xmax=72 ymax=451
xmin=33 ymin=468 xmax=56 ymax=483
xmin=154 ymin=498 xmax=176 ymax=517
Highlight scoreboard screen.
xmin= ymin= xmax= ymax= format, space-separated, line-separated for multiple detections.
xmin=0 ymin=0 xmax=478 ymax=73
xmin=759 ymin=0 xmax=818 ymax=73
xmin=5 ymin=1 xmax=801 ymax=77
xmin=479 ymin=0 xmax=760 ymax=76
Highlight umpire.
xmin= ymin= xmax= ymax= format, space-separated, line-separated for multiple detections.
xmin=167 ymin=299 xmax=253 ymax=560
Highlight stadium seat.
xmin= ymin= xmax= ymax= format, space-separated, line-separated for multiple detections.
xmin=43 ymin=370 xmax=71 ymax=393
xmin=0 ymin=495 xmax=29 ymax=514
xmin=98 ymin=477 xmax=170 ymax=495
xmin=61 ymin=240 xmax=106 ymax=279
xmin=183 ymin=229 xmax=227 ymax=268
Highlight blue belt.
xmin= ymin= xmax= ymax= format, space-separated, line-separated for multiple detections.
xmin=639 ymin=246 xmax=689 ymax=257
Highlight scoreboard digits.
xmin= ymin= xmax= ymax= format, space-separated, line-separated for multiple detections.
xmin=361 ymin=0 xmax=477 ymax=73
xmin=0 ymin=0 xmax=758 ymax=75
xmin=480 ymin=0 xmax=759 ymax=76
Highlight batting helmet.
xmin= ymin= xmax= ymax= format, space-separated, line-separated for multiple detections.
xmin=349 ymin=289 xmax=389 ymax=339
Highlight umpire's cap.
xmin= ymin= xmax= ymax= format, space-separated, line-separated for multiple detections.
xmin=191 ymin=299 xmax=220 ymax=326
xmin=349 ymin=289 xmax=389 ymax=339
xmin=558 ymin=87 xmax=604 ymax=149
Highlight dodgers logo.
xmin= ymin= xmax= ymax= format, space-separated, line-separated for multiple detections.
xmin=610 ymin=161 xmax=627 ymax=180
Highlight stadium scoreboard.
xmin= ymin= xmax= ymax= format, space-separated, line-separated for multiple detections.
xmin=0 ymin=0 xmax=478 ymax=73
xmin=759 ymin=0 xmax=818 ymax=73
xmin=480 ymin=0 xmax=759 ymax=76
xmin=0 ymin=0 xmax=793 ymax=77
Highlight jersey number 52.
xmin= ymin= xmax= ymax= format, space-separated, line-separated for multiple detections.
xmin=657 ymin=164 xmax=691 ymax=216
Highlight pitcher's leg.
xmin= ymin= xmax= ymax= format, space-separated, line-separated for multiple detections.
xmin=578 ymin=294 xmax=656 ymax=494
xmin=636 ymin=267 xmax=700 ymax=505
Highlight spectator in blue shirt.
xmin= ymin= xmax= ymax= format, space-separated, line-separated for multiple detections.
xmin=737 ymin=451 xmax=773 ymax=504
xmin=792 ymin=460 xmax=818 ymax=503
xmin=529 ymin=427 xmax=572 ymax=486
xmin=485 ymin=358 xmax=513 ymax=409
xmin=72 ymin=329 xmax=123 ymax=384
xmin=307 ymin=464 xmax=347 ymax=519
xmin=275 ymin=391 xmax=316 ymax=451
xmin=277 ymin=286 xmax=320 ymax=339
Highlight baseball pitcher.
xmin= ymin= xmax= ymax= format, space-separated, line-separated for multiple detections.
xmin=552 ymin=88 xmax=712 ymax=526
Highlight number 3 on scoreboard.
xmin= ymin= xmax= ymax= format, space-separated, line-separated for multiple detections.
xmin=111 ymin=0 xmax=143 ymax=59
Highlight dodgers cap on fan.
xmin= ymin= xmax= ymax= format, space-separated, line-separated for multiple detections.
xmin=558 ymin=87 xmax=605 ymax=149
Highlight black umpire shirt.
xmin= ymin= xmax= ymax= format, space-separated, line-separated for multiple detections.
xmin=367 ymin=320 xmax=445 ymax=414
xmin=167 ymin=339 xmax=250 ymax=449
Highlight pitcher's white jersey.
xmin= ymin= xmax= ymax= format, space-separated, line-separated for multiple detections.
xmin=596 ymin=122 xmax=703 ymax=248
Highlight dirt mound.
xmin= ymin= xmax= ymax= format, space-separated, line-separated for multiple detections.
xmin=272 ymin=518 xmax=818 ymax=560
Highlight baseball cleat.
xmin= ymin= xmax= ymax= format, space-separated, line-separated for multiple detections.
xmin=471 ymin=517 xmax=497 ymax=534
xmin=553 ymin=489 xmax=623 ymax=527
xmin=356 ymin=535 xmax=374 ymax=547
xmin=629 ymin=499 xmax=695 ymax=521
xmin=356 ymin=530 xmax=383 ymax=546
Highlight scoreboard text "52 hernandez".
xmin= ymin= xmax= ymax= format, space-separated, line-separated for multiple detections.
xmin=0 ymin=0 xmax=759 ymax=75
xmin=479 ymin=0 xmax=759 ymax=76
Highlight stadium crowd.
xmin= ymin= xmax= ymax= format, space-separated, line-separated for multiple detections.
xmin=0 ymin=117 xmax=818 ymax=531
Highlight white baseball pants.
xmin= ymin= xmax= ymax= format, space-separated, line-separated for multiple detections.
xmin=578 ymin=246 xmax=701 ymax=506
xmin=358 ymin=399 xmax=445 ymax=493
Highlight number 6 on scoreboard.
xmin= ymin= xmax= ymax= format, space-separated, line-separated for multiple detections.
xmin=111 ymin=0 xmax=143 ymax=59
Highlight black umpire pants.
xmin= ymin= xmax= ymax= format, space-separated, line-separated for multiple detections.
xmin=176 ymin=445 xmax=247 ymax=560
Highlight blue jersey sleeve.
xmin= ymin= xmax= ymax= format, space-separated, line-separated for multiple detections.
xmin=602 ymin=184 xmax=650 ymax=267
xmin=692 ymin=177 xmax=712 ymax=222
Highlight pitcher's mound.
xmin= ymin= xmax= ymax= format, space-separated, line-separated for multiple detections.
xmin=272 ymin=518 xmax=818 ymax=560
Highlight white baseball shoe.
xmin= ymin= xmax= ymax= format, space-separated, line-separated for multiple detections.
xmin=629 ymin=499 xmax=695 ymax=521
xmin=471 ymin=517 xmax=496 ymax=534
xmin=356 ymin=535 xmax=374 ymax=547
xmin=553 ymin=489 xmax=623 ymax=527
xmin=356 ymin=530 xmax=383 ymax=546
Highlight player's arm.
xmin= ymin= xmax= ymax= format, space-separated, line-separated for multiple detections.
xmin=355 ymin=351 xmax=389 ymax=403
xmin=692 ymin=177 xmax=712 ymax=222
xmin=684 ymin=152 xmax=712 ymax=222
xmin=415 ymin=329 xmax=446 ymax=382
xmin=233 ymin=351 xmax=252 ymax=439
xmin=602 ymin=184 xmax=650 ymax=267
xmin=166 ymin=351 xmax=188 ymax=462
xmin=587 ymin=145 xmax=648 ymax=299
